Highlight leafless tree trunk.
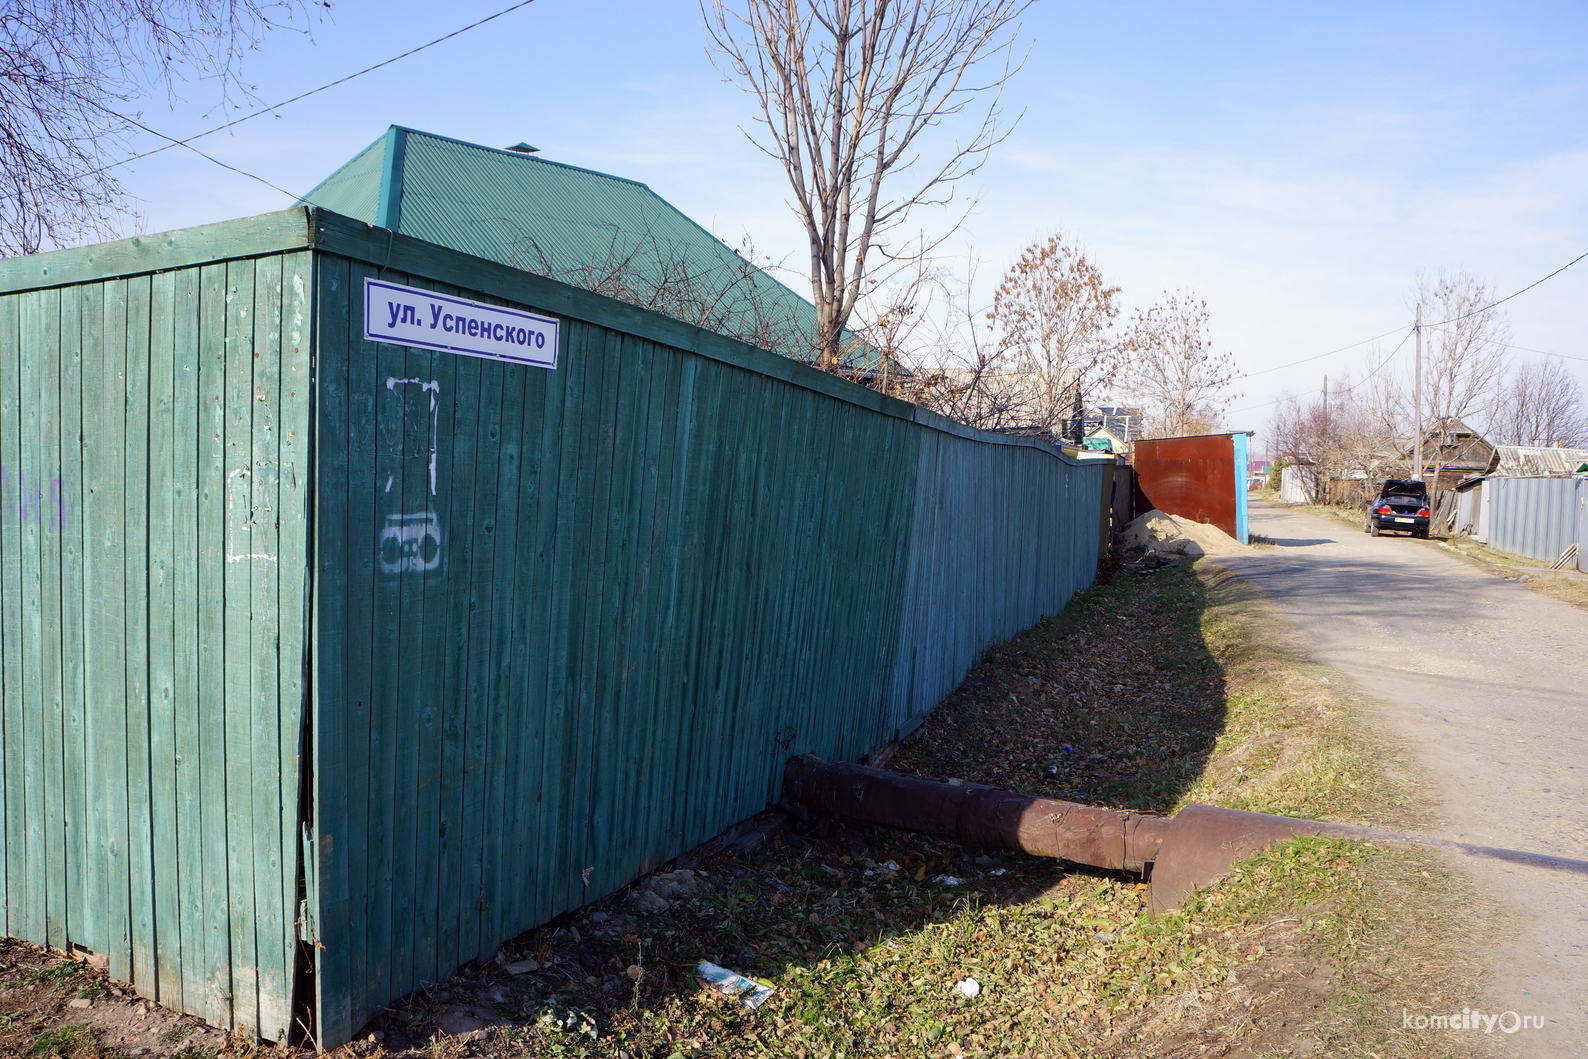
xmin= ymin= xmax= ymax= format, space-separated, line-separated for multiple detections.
xmin=0 ymin=0 xmax=314 ymax=255
xmin=705 ymin=0 xmax=1031 ymax=368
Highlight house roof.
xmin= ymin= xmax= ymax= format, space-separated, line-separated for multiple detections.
xmin=1487 ymin=445 xmax=1588 ymax=477
xmin=300 ymin=126 xmax=879 ymax=369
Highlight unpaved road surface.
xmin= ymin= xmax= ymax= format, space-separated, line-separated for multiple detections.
xmin=1215 ymin=500 xmax=1588 ymax=1057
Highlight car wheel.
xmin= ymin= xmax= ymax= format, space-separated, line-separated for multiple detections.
xmin=1369 ymin=521 xmax=1380 ymax=537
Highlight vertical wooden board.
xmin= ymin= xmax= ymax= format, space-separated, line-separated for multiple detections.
xmin=171 ymin=266 xmax=205 ymax=1015
xmin=72 ymin=284 xmax=107 ymax=958
xmin=579 ymin=327 xmax=630 ymax=894
xmin=648 ymin=356 xmax=708 ymax=866
xmin=146 ymin=269 xmax=182 ymax=1005
xmin=123 ymin=276 xmax=156 ymax=994
xmin=366 ymin=330 xmax=409 ymax=1007
xmin=311 ymin=254 xmax=356 ymax=1048
xmin=625 ymin=344 xmax=685 ymax=874
xmin=58 ymin=285 xmax=87 ymax=950
xmin=676 ymin=364 xmax=732 ymax=847
xmin=339 ymin=261 xmax=378 ymax=1028
xmin=610 ymin=339 xmax=677 ymax=875
xmin=553 ymin=320 xmax=613 ymax=916
xmin=530 ymin=320 xmax=590 ymax=930
xmin=248 ymin=253 xmax=287 ymax=1034
xmin=408 ymin=327 xmax=453 ymax=990
xmin=385 ymin=337 xmax=441 ymax=998
xmin=685 ymin=366 xmax=748 ymax=841
xmin=476 ymin=360 xmax=526 ymax=957
xmin=97 ymin=279 xmax=133 ymax=981
xmin=431 ymin=346 xmax=477 ymax=976
xmin=728 ymin=377 xmax=799 ymax=806
xmin=221 ymin=259 xmax=259 ymax=1036
xmin=272 ymin=249 xmax=313 ymax=1043
xmin=0 ymin=292 xmax=22 ymax=938
xmin=489 ymin=357 xmax=548 ymax=944
xmin=443 ymin=351 xmax=490 ymax=968
xmin=195 ymin=262 xmax=233 ymax=1027
xmin=18 ymin=289 xmax=48 ymax=949
xmin=34 ymin=288 xmax=68 ymax=951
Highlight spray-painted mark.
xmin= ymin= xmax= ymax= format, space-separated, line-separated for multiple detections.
xmin=378 ymin=512 xmax=444 ymax=574
xmin=379 ymin=377 xmax=445 ymax=578
xmin=386 ymin=376 xmax=440 ymax=497
xmin=0 ymin=466 xmax=66 ymax=532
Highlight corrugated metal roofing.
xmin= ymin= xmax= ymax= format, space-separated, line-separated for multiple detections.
xmin=299 ymin=126 xmax=879 ymax=368
xmin=1489 ymin=445 xmax=1588 ymax=477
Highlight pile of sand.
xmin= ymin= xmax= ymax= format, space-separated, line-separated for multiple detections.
xmin=1121 ymin=509 xmax=1245 ymax=559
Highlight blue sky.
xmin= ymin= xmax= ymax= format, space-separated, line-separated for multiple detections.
xmin=112 ymin=1 xmax=1588 ymax=448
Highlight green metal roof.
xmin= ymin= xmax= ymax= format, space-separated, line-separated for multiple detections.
xmin=300 ymin=126 xmax=878 ymax=368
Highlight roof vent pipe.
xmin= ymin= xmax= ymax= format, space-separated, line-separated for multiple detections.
xmin=506 ymin=142 xmax=539 ymax=153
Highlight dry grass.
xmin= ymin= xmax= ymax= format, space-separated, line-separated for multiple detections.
xmin=7 ymin=561 xmax=1499 ymax=1059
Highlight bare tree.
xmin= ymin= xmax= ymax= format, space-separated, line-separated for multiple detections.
xmin=1410 ymin=270 xmax=1510 ymax=481
xmin=1490 ymin=358 xmax=1588 ymax=448
xmin=1118 ymin=291 xmax=1240 ymax=438
xmin=0 ymin=0 xmax=315 ymax=255
xmin=987 ymin=232 xmax=1121 ymax=441
xmin=705 ymin=0 xmax=1031 ymax=368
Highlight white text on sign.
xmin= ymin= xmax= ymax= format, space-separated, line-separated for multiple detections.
xmin=363 ymin=278 xmax=559 ymax=369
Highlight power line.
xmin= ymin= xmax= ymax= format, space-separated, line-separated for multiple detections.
xmin=87 ymin=100 xmax=302 ymax=200
xmin=82 ymin=0 xmax=540 ymax=184
xmin=1242 ymin=324 xmax=1412 ymax=378
xmin=1425 ymin=249 xmax=1588 ymax=327
xmin=1227 ymin=327 xmax=1415 ymax=417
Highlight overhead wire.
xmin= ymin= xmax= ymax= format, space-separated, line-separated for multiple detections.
xmin=76 ymin=0 xmax=541 ymax=188
xmin=1424 ymin=249 xmax=1588 ymax=327
xmin=1234 ymin=247 xmax=1587 ymax=421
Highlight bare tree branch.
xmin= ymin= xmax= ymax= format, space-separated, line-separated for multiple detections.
xmin=1118 ymin=291 xmax=1240 ymax=439
xmin=706 ymin=0 xmax=1031 ymax=367
xmin=0 ymin=0 xmax=317 ymax=254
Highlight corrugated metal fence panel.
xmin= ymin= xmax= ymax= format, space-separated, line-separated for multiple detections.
xmin=0 ymin=252 xmax=312 ymax=1040
xmin=878 ymin=431 xmax=1104 ymax=741
xmin=309 ymin=255 xmax=926 ymax=1039
xmin=1486 ymin=476 xmax=1587 ymax=564
xmin=1132 ymin=434 xmax=1239 ymax=538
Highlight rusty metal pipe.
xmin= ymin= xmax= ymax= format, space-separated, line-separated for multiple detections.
xmin=782 ymin=756 xmax=1173 ymax=873
xmin=782 ymin=756 xmax=1588 ymax=914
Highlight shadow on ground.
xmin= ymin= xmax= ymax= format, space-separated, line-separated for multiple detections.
xmin=889 ymin=561 xmax=1239 ymax=815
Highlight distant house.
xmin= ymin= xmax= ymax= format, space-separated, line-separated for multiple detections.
xmin=1082 ymin=423 xmax=1131 ymax=454
xmin=1082 ymin=404 xmax=1143 ymax=448
xmin=1394 ymin=418 xmax=1495 ymax=493
xmin=300 ymin=125 xmax=884 ymax=372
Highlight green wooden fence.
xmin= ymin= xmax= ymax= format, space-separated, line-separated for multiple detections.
xmin=0 ymin=226 xmax=314 ymax=1040
xmin=0 ymin=208 xmax=1107 ymax=1048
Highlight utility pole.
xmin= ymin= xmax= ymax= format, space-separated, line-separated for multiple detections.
xmin=1413 ymin=304 xmax=1423 ymax=481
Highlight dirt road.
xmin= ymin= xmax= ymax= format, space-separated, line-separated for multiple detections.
xmin=1214 ymin=500 xmax=1588 ymax=1057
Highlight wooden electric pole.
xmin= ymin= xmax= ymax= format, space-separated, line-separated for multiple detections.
xmin=1413 ymin=304 xmax=1423 ymax=481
